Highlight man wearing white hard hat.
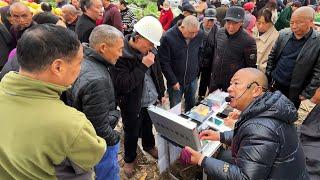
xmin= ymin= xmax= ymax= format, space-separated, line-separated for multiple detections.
xmin=115 ymin=16 xmax=165 ymax=178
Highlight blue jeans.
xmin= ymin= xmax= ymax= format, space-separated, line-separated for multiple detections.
xmin=167 ymin=79 xmax=198 ymax=112
xmin=95 ymin=142 xmax=120 ymax=180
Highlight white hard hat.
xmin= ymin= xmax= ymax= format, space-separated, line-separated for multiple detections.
xmin=221 ymin=0 xmax=230 ymax=5
xmin=133 ymin=16 xmax=163 ymax=46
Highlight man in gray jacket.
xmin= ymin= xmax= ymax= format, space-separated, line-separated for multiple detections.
xmin=67 ymin=25 xmax=124 ymax=180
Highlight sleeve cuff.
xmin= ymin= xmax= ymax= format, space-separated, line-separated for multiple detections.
xmin=198 ymin=155 xmax=206 ymax=166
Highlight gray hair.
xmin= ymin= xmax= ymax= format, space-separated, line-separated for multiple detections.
xmin=61 ymin=4 xmax=78 ymax=15
xmin=181 ymin=15 xmax=200 ymax=30
xmin=89 ymin=25 xmax=124 ymax=48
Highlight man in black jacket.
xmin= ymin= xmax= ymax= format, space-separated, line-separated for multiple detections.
xmin=198 ymin=8 xmax=218 ymax=101
xmin=115 ymin=16 xmax=165 ymax=178
xmin=300 ymin=87 xmax=320 ymax=179
xmin=0 ymin=23 xmax=14 ymax=71
xmin=75 ymin=0 xmax=103 ymax=43
xmin=266 ymin=6 xmax=320 ymax=109
xmin=159 ymin=15 xmax=203 ymax=112
xmin=184 ymin=68 xmax=308 ymax=179
xmin=209 ymin=6 xmax=257 ymax=92
xmin=9 ymin=2 xmax=36 ymax=47
xmin=67 ymin=25 xmax=124 ymax=180
xmin=169 ymin=4 xmax=196 ymax=29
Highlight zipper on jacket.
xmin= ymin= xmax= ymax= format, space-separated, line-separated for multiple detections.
xmin=183 ymin=45 xmax=189 ymax=86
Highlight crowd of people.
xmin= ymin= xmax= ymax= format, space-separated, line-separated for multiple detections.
xmin=0 ymin=0 xmax=320 ymax=179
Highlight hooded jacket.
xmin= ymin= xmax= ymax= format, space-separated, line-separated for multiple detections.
xmin=201 ymin=91 xmax=308 ymax=179
xmin=66 ymin=45 xmax=120 ymax=146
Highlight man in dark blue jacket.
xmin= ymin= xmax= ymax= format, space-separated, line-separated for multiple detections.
xmin=159 ymin=15 xmax=204 ymax=112
xmin=184 ymin=68 xmax=308 ymax=179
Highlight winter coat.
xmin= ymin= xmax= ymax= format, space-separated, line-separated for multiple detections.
xmin=199 ymin=23 xmax=218 ymax=69
xmin=159 ymin=8 xmax=174 ymax=31
xmin=75 ymin=14 xmax=96 ymax=43
xmin=66 ymin=46 xmax=120 ymax=146
xmin=158 ymin=25 xmax=204 ymax=86
xmin=275 ymin=6 xmax=292 ymax=31
xmin=210 ymin=28 xmax=257 ymax=91
xmin=0 ymin=55 xmax=19 ymax=81
xmin=103 ymin=4 xmax=123 ymax=32
xmin=300 ymin=104 xmax=320 ymax=179
xmin=202 ymin=91 xmax=309 ymax=179
xmin=0 ymin=72 xmax=106 ymax=179
xmin=115 ymin=35 xmax=165 ymax=114
xmin=266 ymin=28 xmax=320 ymax=100
xmin=0 ymin=24 xmax=13 ymax=70
xmin=253 ymin=26 xmax=279 ymax=73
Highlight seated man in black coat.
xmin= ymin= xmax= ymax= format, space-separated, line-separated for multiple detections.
xmin=184 ymin=68 xmax=309 ymax=179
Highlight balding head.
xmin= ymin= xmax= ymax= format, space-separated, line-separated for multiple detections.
xmin=89 ymin=25 xmax=124 ymax=64
xmin=292 ymin=6 xmax=315 ymax=20
xmin=227 ymin=68 xmax=268 ymax=111
xmin=10 ymin=2 xmax=33 ymax=28
xmin=62 ymin=4 xmax=79 ymax=23
xmin=237 ymin=68 xmax=268 ymax=89
xmin=179 ymin=15 xmax=200 ymax=40
xmin=290 ymin=6 xmax=314 ymax=39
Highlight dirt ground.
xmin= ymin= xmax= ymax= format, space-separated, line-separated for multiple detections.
xmin=116 ymin=97 xmax=315 ymax=180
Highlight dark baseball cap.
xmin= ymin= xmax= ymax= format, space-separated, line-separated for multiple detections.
xmin=204 ymin=8 xmax=217 ymax=19
xmin=178 ymin=4 xmax=196 ymax=13
xmin=224 ymin=6 xmax=245 ymax=22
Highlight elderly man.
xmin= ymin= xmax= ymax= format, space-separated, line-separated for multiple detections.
xmin=67 ymin=25 xmax=123 ymax=180
xmin=115 ymin=16 xmax=165 ymax=177
xmin=76 ymin=0 xmax=103 ymax=43
xmin=159 ymin=15 xmax=203 ymax=111
xmin=184 ymin=68 xmax=308 ymax=179
xmin=9 ymin=2 xmax=36 ymax=47
xmin=0 ymin=24 xmax=106 ymax=179
xmin=61 ymin=4 xmax=79 ymax=31
xmin=209 ymin=6 xmax=257 ymax=92
xmin=198 ymin=8 xmax=218 ymax=101
xmin=266 ymin=6 xmax=320 ymax=109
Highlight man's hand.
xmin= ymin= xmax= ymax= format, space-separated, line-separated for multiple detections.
xmin=172 ymin=82 xmax=180 ymax=91
xmin=224 ymin=111 xmax=240 ymax=129
xmin=199 ymin=130 xmax=220 ymax=141
xmin=142 ymin=52 xmax=155 ymax=67
xmin=299 ymin=95 xmax=306 ymax=101
xmin=311 ymin=87 xmax=320 ymax=104
xmin=185 ymin=146 xmax=203 ymax=165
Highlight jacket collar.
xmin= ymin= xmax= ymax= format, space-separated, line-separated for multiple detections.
xmin=83 ymin=44 xmax=113 ymax=68
xmin=224 ymin=27 xmax=243 ymax=38
xmin=122 ymin=35 xmax=143 ymax=60
xmin=0 ymin=72 xmax=67 ymax=99
xmin=256 ymin=26 xmax=277 ymax=43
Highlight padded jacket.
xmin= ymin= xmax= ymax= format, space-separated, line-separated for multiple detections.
xmin=66 ymin=46 xmax=120 ymax=146
xmin=201 ymin=91 xmax=308 ymax=179
xmin=266 ymin=29 xmax=320 ymax=100
xmin=115 ymin=35 xmax=165 ymax=114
